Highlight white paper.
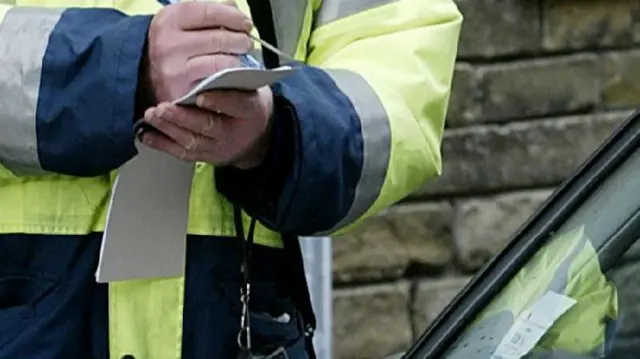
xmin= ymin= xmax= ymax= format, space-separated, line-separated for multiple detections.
xmin=490 ymin=291 xmax=577 ymax=359
xmin=96 ymin=143 xmax=194 ymax=283
xmin=96 ymin=65 xmax=297 ymax=282
xmin=174 ymin=66 xmax=296 ymax=106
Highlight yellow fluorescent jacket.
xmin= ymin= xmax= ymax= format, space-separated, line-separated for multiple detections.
xmin=0 ymin=0 xmax=463 ymax=357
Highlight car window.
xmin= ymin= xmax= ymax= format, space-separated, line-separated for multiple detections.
xmin=402 ymin=111 xmax=640 ymax=359
xmin=443 ymin=146 xmax=640 ymax=359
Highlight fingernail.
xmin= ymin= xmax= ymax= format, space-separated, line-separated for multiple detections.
xmin=144 ymin=108 xmax=155 ymax=121
xmin=142 ymin=135 xmax=153 ymax=145
xmin=243 ymin=19 xmax=253 ymax=32
xmin=196 ymin=95 xmax=206 ymax=108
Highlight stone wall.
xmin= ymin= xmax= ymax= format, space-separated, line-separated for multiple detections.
xmin=331 ymin=0 xmax=640 ymax=358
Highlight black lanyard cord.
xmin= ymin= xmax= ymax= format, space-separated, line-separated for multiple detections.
xmin=246 ymin=0 xmax=279 ymax=70
xmin=234 ymin=205 xmax=258 ymax=352
xmin=235 ymin=2 xmax=317 ymax=358
xmin=234 ymin=0 xmax=277 ymax=348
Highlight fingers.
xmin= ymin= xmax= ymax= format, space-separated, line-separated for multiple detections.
xmin=143 ymin=106 xmax=207 ymax=151
xmin=185 ymin=54 xmax=242 ymax=84
xmin=142 ymin=130 xmax=195 ymax=162
xmin=196 ymin=90 xmax=262 ymax=120
xmin=182 ymin=29 xmax=252 ymax=56
xmin=145 ymin=103 xmax=224 ymax=140
xmin=173 ymin=2 xmax=252 ymax=32
xmin=147 ymin=0 xmax=256 ymax=104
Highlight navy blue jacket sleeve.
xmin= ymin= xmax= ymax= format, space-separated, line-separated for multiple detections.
xmin=215 ymin=65 xmax=375 ymax=236
xmin=0 ymin=7 xmax=152 ymax=177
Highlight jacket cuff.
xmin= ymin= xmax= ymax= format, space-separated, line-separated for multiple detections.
xmin=215 ymin=91 xmax=297 ymax=219
xmin=36 ymin=11 xmax=153 ymax=176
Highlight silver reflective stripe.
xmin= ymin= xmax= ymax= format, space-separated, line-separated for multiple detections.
xmin=315 ymin=69 xmax=391 ymax=235
xmin=314 ymin=0 xmax=399 ymax=28
xmin=0 ymin=7 xmax=63 ymax=175
xmin=269 ymin=0 xmax=307 ymax=58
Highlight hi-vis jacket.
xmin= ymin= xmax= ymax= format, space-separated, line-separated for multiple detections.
xmin=0 ymin=0 xmax=462 ymax=358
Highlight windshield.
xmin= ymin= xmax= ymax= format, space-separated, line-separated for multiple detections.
xmin=441 ymin=138 xmax=640 ymax=358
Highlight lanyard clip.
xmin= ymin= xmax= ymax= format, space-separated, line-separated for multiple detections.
xmin=237 ymin=282 xmax=252 ymax=351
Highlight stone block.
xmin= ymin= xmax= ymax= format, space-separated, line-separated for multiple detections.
xmin=333 ymin=283 xmax=412 ymax=359
xmin=446 ymin=63 xmax=480 ymax=127
xmin=543 ymin=0 xmax=640 ymax=51
xmin=417 ymin=111 xmax=631 ymax=197
xmin=411 ymin=277 xmax=471 ymax=335
xmin=603 ymin=50 xmax=640 ymax=109
xmin=476 ymin=55 xmax=599 ymax=122
xmin=454 ymin=190 xmax=553 ymax=270
xmin=333 ymin=203 xmax=454 ymax=284
xmin=455 ymin=0 xmax=540 ymax=58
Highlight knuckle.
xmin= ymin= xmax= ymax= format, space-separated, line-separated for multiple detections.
xmin=210 ymin=33 xmax=224 ymax=52
xmin=151 ymin=7 xmax=173 ymax=31
xmin=210 ymin=56 xmax=221 ymax=73
xmin=211 ymin=55 xmax=238 ymax=72
xmin=202 ymin=3 xmax=219 ymax=28
xmin=150 ymin=12 xmax=164 ymax=30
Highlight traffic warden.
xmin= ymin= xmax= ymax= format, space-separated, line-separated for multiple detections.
xmin=0 ymin=0 xmax=463 ymax=358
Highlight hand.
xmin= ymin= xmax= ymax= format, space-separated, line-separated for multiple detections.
xmin=140 ymin=86 xmax=275 ymax=169
xmin=143 ymin=1 xmax=253 ymax=103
